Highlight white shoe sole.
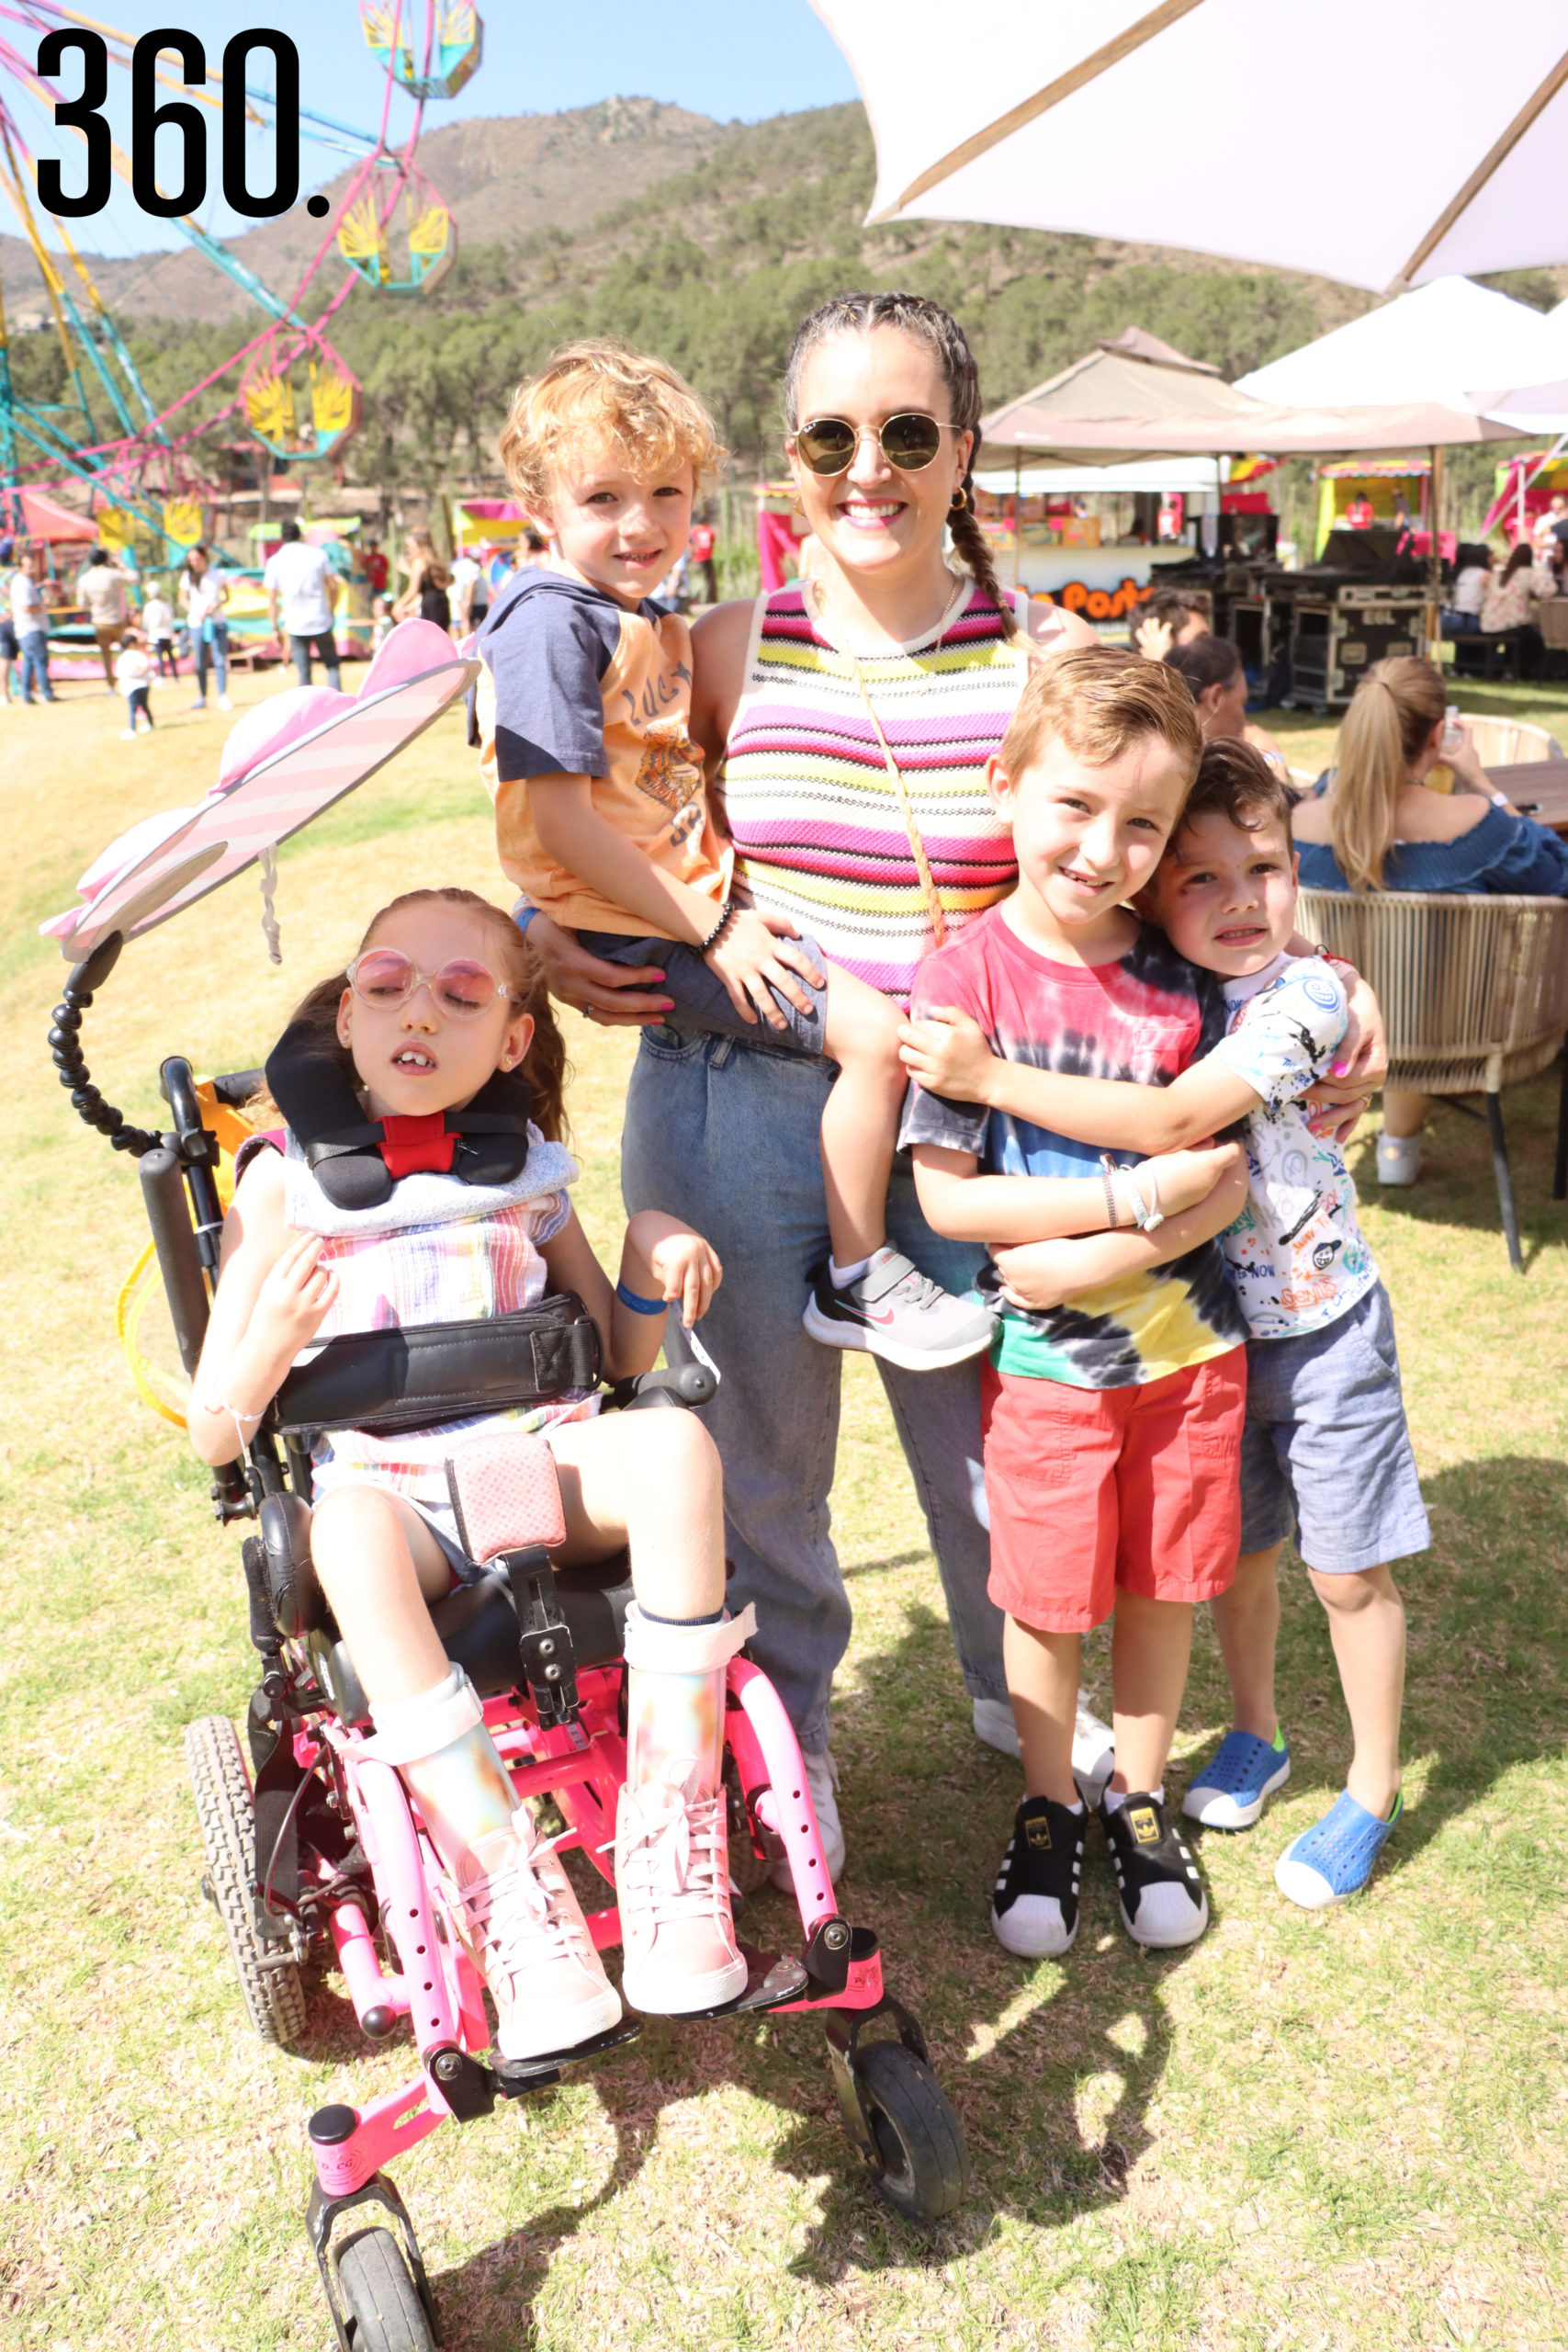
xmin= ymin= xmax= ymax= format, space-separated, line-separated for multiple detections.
xmin=1119 ymin=1893 xmax=1210 ymax=1950
xmin=494 ymin=1979 xmax=623 ymax=2061
xmin=622 ymin=1950 xmax=748 ymax=2014
xmin=802 ymin=1299 xmax=994 ymax=1372
xmin=1182 ymin=1753 xmax=1292 ymax=1830
xmin=990 ymin=1904 xmax=1078 ymax=1960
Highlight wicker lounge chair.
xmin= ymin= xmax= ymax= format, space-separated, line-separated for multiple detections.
xmin=1297 ymin=888 xmax=1568 ymax=1273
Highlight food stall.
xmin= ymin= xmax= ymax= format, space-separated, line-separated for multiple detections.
xmin=1483 ymin=449 xmax=1568 ymax=545
xmin=1313 ymin=458 xmax=1432 ymax=555
xmin=976 ymin=331 xmax=1285 ymax=624
xmin=971 ymin=458 xmax=1232 ymax=624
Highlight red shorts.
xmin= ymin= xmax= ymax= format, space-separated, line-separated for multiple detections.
xmin=980 ymin=1351 xmax=1247 ymax=1634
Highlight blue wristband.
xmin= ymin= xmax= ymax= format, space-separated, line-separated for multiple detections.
xmin=615 ymin=1279 xmax=667 ymax=1316
xmin=513 ymin=901 xmax=539 ymax=934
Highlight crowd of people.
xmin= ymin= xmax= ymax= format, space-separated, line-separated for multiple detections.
xmin=176 ymin=296 xmax=1568 ymax=2071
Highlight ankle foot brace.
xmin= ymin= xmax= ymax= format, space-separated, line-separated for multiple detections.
xmin=622 ymin=1601 xmax=757 ymax=1675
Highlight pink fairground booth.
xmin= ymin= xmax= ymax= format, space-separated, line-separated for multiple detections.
xmin=39 ymin=623 xmax=969 ymax=2351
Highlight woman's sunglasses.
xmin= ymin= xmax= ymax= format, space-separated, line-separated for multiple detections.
xmin=793 ymin=413 xmax=959 ymax=477
xmin=347 ymin=949 xmax=516 ymax=1019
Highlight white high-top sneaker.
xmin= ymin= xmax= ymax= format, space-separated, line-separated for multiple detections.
xmin=445 ymin=1805 xmax=622 ymax=2062
xmin=615 ymin=1753 xmax=747 ymax=2014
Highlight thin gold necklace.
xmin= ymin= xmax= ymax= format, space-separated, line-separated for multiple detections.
xmin=813 ymin=569 xmax=966 ymax=949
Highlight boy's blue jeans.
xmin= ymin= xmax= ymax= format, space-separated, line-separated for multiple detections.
xmin=621 ymin=1023 xmax=1008 ymax=1752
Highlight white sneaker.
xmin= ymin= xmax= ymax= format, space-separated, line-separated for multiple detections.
xmin=444 ymin=1806 xmax=621 ymax=2063
xmin=217 ymin=693 xmax=232 ymax=710
xmin=616 ymin=1754 xmax=746 ymax=2014
xmin=1376 ymin=1132 xmax=1423 ymax=1186
xmin=768 ymin=1747 xmax=845 ymax=1892
xmin=803 ymin=1248 xmax=996 ymax=1370
xmin=972 ymin=1695 xmax=1116 ymax=1801
xmin=1072 ymin=1701 xmax=1116 ymax=1803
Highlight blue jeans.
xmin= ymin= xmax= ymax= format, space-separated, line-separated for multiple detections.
xmin=17 ymin=628 xmax=52 ymax=702
xmin=621 ymin=1024 xmax=1008 ymax=1751
xmin=194 ymin=620 xmax=229 ymax=701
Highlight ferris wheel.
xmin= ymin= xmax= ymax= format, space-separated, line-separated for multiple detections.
xmin=0 ymin=3 xmax=480 ymax=545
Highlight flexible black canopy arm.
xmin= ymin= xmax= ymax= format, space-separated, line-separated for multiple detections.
xmin=49 ymin=932 xmax=164 ymax=1159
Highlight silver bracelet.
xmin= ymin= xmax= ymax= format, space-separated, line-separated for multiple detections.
xmin=1100 ymin=1155 xmax=1121 ymax=1230
xmin=1106 ymin=1159 xmax=1165 ymax=1234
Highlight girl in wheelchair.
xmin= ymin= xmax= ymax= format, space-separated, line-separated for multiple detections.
xmin=189 ymin=883 xmax=752 ymax=2064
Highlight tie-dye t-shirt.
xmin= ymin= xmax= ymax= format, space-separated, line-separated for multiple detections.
xmin=899 ymin=906 xmax=1247 ymax=1388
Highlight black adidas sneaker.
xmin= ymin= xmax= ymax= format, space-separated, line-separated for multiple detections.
xmin=990 ymin=1794 xmax=1087 ymax=1958
xmin=1100 ymin=1791 xmax=1209 ymax=1949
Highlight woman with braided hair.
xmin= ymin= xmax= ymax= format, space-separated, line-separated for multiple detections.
xmin=520 ymin=291 xmax=1103 ymax=1870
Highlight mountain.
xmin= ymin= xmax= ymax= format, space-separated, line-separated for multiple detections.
xmin=6 ymin=97 xmax=1561 ymax=495
xmin=0 ymin=99 xmax=728 ymax=327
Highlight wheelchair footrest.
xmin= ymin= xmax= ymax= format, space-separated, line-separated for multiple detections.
xmin=490 ymin=2013 xmax=643 ymax=2095
xmin=664 ymin=1942 xmax=810 ymax=2022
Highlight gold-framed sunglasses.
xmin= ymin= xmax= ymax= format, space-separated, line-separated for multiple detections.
xmin=347 ymin=949 xmax=517 ymax=1019
xmin=792 ymin=413 xmax=960 ymax=477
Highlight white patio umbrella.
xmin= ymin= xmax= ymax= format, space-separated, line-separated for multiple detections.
xmin=811 ymin=1 xmax=1568 ymax=294
xmin=1237 ymin=278 xmax=1568 ymax=429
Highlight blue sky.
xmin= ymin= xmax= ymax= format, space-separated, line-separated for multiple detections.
xmin=6 ymin=2 xmax=859 ymax=258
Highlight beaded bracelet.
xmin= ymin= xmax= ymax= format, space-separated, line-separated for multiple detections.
xmin=697 ymin=897 xmax=735 ymax=956
xmin=615 ymin=1279 xmax=668 ymax=1316
xmin=1100 ymin=1157 xmax=1122 ymax=1230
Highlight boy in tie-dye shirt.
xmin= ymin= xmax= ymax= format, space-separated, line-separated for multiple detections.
xmin=901 ymin=650 xmax=1249 ymax=1962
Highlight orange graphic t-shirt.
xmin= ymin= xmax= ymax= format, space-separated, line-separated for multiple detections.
xmin=472 ymin=568 xmax=731 ymax=936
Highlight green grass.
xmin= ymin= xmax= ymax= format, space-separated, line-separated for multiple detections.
xmin=2 ymin=671 xmax=1565 ymax=2348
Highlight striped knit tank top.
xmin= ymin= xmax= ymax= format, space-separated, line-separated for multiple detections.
xmin=721 ymin=577 xmax=1030 ymax=1003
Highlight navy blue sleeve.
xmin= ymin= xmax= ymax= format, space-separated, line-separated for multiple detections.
xmin=1481 ymin=809 xmax=1568 ymax=896
xmin=484 ymin=590 xmax=620 ymax=783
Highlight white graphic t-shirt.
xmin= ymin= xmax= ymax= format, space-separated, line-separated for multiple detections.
xmin=1206 ymin=952 xmax=1378 ymax=1340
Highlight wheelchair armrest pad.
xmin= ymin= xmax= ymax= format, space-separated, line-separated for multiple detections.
xmin=267 ymin=1291 xmax=602 ymax=1437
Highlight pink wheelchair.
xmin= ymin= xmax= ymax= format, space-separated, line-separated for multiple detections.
xmin=54 ymin=936 xmax=970 ymax=2352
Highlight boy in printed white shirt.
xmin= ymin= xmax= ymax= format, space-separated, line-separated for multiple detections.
xmin=902 ymin=739 xmax=1427 ymax=1908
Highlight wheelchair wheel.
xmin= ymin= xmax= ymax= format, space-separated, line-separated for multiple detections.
xmin=186 ymin=1714 xmax=307 ymax=2048
xmin=852 ymin=2039 xmax=971 ymax=2223
xmin=335 ymin=2228 xmax=435 ymax=2352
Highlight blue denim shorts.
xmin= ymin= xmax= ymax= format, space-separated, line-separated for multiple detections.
xmin=1238 ymin=1280 xmax=1429 ymax=1574
xmin=579 ymin=926 xmax=828 ymax=1057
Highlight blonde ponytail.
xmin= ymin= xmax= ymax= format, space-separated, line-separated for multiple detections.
xmin=1330 ymin=657 xmax=1446 ymax=891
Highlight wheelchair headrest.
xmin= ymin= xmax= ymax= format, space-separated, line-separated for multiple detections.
xmin=263 ymin=1013 xmax=534 ymax=1210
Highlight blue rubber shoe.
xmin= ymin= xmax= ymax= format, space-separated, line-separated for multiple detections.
xmin=1181 ymin=1730 xmax=1291 ymax=1830
xmin=1275 ymin=1790 xmax=1403 ymax=1909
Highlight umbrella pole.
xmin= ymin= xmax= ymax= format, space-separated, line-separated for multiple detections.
xmin=1012 ymin=457 xmax=1021 ymax=589
xmin=1426 ymin=442 xmax=1444 ymax=663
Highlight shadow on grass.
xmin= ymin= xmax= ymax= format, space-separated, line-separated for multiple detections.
xmin=1183 ymin=1448 xmax=1568 ymax=1892
xmin=1348 ymin=1065 xmax=1565 ymax=1266
xmin=399 ymin=1594 xmax=1197 ymax=2340
xmin=197 ymin=1446 xmax=1568 ymax=2344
